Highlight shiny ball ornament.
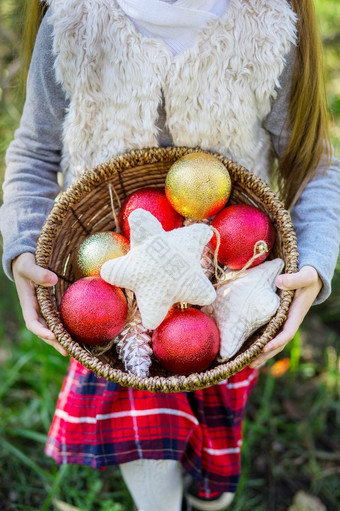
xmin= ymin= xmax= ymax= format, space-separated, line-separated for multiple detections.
xmin=73 ymin=232 xmax=129 ymax=279
xmin=165 ymin=152 xmax=231 ymax=219
xmin=210 ymin=203 xmax=275 ymax=270
xmin=119 ymin=187 xmax=183 ymax=240
xmin=60 ymin=277 xmax=128 ymax=345
xmin=152 ymin=307 xmax=220 ymax=376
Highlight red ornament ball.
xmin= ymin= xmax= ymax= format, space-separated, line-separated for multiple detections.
xmin=152 ymin=307 xmax=220 ymax=376
xmin=60 ymin=277 xmax=128 ymax=345
xmin=210 ymin=203 xmax=275 ymax=270
xmin=119 ymin=187 xmax=183 ymax=239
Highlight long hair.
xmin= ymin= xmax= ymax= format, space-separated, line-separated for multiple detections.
xmin=21 ymin=1 xmax=47 ymax=86
xmin=278 ymin=0 xmax=332 ymax=208
xmin=23 ymin=1 xmax=331 ymax=209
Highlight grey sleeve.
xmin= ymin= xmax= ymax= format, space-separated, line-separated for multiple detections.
xmin=0 ymin=12 xmax=67 ymax=280
xmin=263 ymin=46 xmax=340 ymax=304
xmin=290 ymin=159 xmax=340 ymax=304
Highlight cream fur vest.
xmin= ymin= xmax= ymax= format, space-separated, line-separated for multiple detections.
xmin=46 ymin=0 xmax=297 ymax=187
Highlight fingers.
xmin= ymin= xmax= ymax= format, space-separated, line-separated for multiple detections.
xmin=275 ymin=265 xmax=319 ymax=291
xmin=27 ymin=318 xmax=69 ymax=356
xmin=249 ymin=289 xmax=307 ymax=368
xmin=25 ymin=308 xmax=69 ymax=356
xmin=249 ymin=269 xmax=322 ymax=369
xmin=13 ymin=252 xmax=58 ymax=286
xmin=249 ymin=309 xmax=299 ymax=368
xmin=16 ymin=275 xmax=69 ymax=356
xmin=264 ymin=288 xmax=309 ymax=348
xmin=249 ymin=346 xmax=284 ymax=369
xmin=12 ymin=253 xmax=68 ymax=356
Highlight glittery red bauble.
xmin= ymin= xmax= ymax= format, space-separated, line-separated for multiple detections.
xmin=210 ymin=204 xmax=275 ymax=269
xmin=152 ymin=308 xmax=220 ymax=376
xmin=119 ymin=187 xmax=183 ymax=239
xmin=60 ymin=277 xmax=128 ymax=345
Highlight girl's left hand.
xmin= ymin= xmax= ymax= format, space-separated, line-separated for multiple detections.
xmin=249 ymin=265 xmax=322 ymax=369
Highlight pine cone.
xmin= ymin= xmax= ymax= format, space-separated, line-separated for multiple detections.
xmin=116 ymin=309 xmax=153 ymax=378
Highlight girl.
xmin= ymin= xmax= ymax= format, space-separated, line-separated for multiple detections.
xmin=1 ymin=1 xmax=340 ymax=510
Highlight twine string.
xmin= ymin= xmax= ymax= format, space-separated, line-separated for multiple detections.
xmin=108 ymin=183 xmax=121 ymax=233
xmin=200 ymin=245 xmax=215 ymax=278
xmin=210 ymin=226 xmax=226 ymax=281
xmin=214 ymin=240 xmax=269 ymax=288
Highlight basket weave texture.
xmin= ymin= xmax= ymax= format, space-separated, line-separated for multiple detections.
xmin=35 ymin=146 xmax=299 ymax=392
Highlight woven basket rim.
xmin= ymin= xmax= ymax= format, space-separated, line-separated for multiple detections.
xmin=35 ymin=146 xmax=299 ymax=392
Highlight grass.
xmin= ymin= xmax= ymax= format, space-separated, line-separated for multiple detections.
xmin=0 ymin=285 xmax=133 ymax=511
xmin=1 ymin=289 xmax=339 ymax=510
xmin=1 ymin=1 xmax=340 ymax=510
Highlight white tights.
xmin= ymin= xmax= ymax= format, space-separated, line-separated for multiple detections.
xmin=119 ymin=459 xmax=183 ymax=511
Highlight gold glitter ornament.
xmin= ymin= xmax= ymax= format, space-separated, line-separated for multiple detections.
xmin=165 ymin=152 xmax=232 ymax=219
xmin=73 ymin=231 xmax=129 ymax=279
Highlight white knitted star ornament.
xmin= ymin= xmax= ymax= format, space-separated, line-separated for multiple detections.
xmin=101 ymin=209 xmax=216 ymax=329
xmin=204 ymin=258 xmax=285 ymax=361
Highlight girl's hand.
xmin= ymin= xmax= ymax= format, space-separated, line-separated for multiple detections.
xmin=249 ymin=265 xmax=322 ymax=369
xmin=12 ymin=252 xmax=68 ymax=356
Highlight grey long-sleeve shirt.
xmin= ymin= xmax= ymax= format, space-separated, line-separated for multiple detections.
xmin=1 ymin=12 xmax=340 ymax=304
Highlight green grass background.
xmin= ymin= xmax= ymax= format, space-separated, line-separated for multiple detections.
xmin=0 ymin=1 xmax=339 ymax=510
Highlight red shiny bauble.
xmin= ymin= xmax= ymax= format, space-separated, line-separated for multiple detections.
xmin=210 ymin=203 xmax=275 ymax=269
xmin=60 ymin=277 xmax=128 ymax=345
xmin=119 ymin=187 xmax=183 ymax=239
xmin=152 ymin=307 xmax=220 ymax=376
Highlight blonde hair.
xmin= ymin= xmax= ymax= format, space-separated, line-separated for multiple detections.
xmin=23 ymin=0 xmax=331 ymax=208
xmin=278 ymin=0 xmax=332 ymax=208
xmin=21 ymin=1 xmax=47 ymax=87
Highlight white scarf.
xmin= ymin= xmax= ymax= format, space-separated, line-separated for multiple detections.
xmin=115 ymin=0 xmax=229 ymax=54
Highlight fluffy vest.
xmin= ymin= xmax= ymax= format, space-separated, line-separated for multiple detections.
xmin=46 ymin=0 xmax=297 ymax=186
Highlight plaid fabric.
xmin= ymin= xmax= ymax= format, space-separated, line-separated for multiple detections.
xmin=46 ymin=358 xmax=258 ymax=497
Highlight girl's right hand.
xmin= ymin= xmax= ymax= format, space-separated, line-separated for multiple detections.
xmin=12 ymin=252 xmax=68 ymax=356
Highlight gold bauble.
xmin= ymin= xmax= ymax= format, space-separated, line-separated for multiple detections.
xmin=165 ymin=152 xmax=232 ymax=219
xmin=73 ymin=231 xmax=129 ymax=279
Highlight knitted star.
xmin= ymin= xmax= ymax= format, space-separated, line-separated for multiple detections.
xmin=204 ymin=258 xmax=284 ymax=361
xmin=101 ymin=209 xmax=216 ymax=330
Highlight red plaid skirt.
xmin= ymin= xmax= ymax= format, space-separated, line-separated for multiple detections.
xmin=46 ymin=359 xmax=258 ymax=497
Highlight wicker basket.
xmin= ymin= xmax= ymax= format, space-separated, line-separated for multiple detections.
xmin=35 ymin=146 xmax=299 ymax=392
